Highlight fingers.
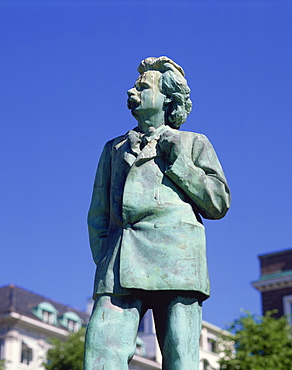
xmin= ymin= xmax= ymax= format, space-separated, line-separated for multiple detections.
xmin=159 ymin=131 xmax=181 ymax=164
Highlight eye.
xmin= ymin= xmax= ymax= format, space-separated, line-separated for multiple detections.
xmin=136 ymin=83 xmax=150 ymax=91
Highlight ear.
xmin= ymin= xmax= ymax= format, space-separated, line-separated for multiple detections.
xmin=164 ymin=97 xmax=173 ymax=104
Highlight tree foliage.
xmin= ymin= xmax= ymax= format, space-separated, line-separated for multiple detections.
xmin=44 ymin=327 xmax=85 ymax=370
xmin=219 ymin=310 xmax=292 ymax=370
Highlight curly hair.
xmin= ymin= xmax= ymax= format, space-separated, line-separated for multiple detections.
xmin=137 ymin=56 xmax=192 ymax=129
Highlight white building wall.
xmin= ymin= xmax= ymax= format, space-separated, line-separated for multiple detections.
xmin=0 ymin=314 xmax=69 ymax=370
xmin=1 ymin=326 xmax=51 ymax=370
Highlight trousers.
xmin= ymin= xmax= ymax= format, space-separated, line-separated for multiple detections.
xmin=84 ymin=291 xmax=202 ymax=370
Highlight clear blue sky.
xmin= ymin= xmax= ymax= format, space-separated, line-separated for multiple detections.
xmin=1 ymin=0 xmax=292 ymax=329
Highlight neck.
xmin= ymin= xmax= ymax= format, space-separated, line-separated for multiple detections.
xmin=135 ymin=111 xmax=165 ymax=133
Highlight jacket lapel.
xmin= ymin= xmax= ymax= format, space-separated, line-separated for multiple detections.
xmin=116 ymin=125 xmax=169 ymax=167
xmin=114 ymin=137 xmax=137 ymax=167
xmin=134 ymin=140 xmax=159 ymax=166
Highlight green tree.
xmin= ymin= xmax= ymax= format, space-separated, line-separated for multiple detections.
xmin=44 ymin=327 xmax=85 ymax=370
xmin=219 ymin=311 xmax=292 ymax=370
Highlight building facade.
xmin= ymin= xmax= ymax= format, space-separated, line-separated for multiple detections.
xmin=252 ymin=248 xmax=292 ymax=323
xmin=0 ymin=285 xmax=225 ymax=370
xmin=0 ymin=285 xmax=88 ymax=370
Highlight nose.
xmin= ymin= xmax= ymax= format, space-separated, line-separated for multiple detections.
xmin=127 ymin=88 xmax=136 ymax=97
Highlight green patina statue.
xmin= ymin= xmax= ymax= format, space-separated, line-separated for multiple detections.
xmin=84 ymin=56 xmax=230 ymax=369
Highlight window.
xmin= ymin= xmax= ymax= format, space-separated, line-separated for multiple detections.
xmin=67 ymin=319 xmax=79 ymax=332
xmin=207 ymin=338 xmax=217 ymax=353
xmin=32 ymin=302 xmax=58 ymax=325
xmin=59 ymin=311 xmax=82 ymax=332
xmin=283 ymin=294 xmax=292 ymax=324
xmin=0 ymin=339 xmax=4 ymax=360
xmin=42 ymin=310 xmax=53 ymax=324
xmin=21 ymin=342 xmax=33 ymax=365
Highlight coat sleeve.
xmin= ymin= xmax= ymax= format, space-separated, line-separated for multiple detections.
xmin=87 ymin=141 xmax=111 ymax=264
xmin=165 ymin=133 xmax=230 ymax=220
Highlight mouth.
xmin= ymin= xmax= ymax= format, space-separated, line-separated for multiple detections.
xmin=127 ymin=97 xmax=140 ymax=110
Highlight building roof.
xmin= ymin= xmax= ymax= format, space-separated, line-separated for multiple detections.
xmin=0 ymin=284 xmax=89 ymax=325
xmin=256 ymin=269 xmax=292 ymax=282
xmin=258 ymin=248 xmax=292 ymax=259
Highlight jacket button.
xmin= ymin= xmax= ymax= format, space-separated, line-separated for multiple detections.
xmin=125 ymin=223 xmax=131 ymax=230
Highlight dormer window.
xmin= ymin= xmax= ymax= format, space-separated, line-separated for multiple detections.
xmin=32 ymin=302 xmax=58 ymax=325
xmin=42 ymin=310 xmax=53 ymax=324
xmin=59 ymin=311 xmax=82 ymax=332
xmin=67 ymin=319 xmax=79 ymax=332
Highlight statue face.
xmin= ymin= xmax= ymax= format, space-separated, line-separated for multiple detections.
xmin=127 ymin=71 xmax=166 ymax=118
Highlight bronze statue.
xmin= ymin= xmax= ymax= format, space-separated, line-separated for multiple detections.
xmin=84 ymin=56 xmax=230 ymax=369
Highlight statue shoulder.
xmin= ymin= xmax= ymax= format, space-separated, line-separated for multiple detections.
xmin=178 ymin=130 xmax=211 ymax=143
xmin=103 ymin=134 xmax=127 ymax=149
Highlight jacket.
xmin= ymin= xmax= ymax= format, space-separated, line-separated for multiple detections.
xmin=88 ymin=125 xmax=230 ymax=301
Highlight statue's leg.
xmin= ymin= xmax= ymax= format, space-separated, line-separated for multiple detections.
xmin=153 ymin=294 xmax=202 ymax=370
xmin=84 ymin=294 xmax=142 ymax=370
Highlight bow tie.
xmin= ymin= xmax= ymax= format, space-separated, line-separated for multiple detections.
xmin=127 ymin=127 xmax=160 ymax=156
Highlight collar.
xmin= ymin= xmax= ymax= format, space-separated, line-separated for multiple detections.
xmin=128 ymin=124 xmax=168 ymax=141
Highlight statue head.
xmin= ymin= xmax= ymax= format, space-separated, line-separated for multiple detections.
xmin=127 ymin=56 xmax=192 ymax=129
